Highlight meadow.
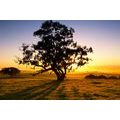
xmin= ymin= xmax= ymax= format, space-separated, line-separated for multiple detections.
xmin=0 ymin=72 xmax=120 ymax=100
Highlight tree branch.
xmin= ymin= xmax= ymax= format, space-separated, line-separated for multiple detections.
xmin=32 ymin=68 xmax=52 ymax=76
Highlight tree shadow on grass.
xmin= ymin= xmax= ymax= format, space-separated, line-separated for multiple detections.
xmin=103 ymin=88 xmax=120 ymax=98
xmin=0 ymin=80 xmax=62 ymax=100
xmin=57 ymin=86 xmax=67 ymax=100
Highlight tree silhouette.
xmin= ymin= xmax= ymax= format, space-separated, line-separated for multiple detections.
xmin=1 ymin=67 xmax=20 ymax=76
xmin=18 ymin=20 xmax=93 ymax=80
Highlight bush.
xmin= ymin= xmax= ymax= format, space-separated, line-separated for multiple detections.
xmin=108 ymin=76 xmax=118 ymax=79
xmin=85 ymin=74 xmax=107 ymax=79
xmin=1 ymin=67 xmax=20 ymax=76
xmin=85 ymin=74 xmax=97 ymax=79
xmin=85 ymin=74 xmax=119 ymax=79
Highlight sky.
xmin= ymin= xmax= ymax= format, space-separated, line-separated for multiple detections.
xmin=0 ymin=20 xmax=120 ymax=73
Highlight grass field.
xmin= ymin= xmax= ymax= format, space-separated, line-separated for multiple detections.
xmin=0 ymin=72 xmax=120 ymax=100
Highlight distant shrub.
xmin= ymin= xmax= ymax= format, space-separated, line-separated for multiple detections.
xmin=108 ymin=76 xmax=118 ymax=79
xmin=97 ymin=75 xmax=107 ymax=79
xmin=85 ymin=74 xmax=107 ymax=79
xmin=1 ymin=67 xmax=20 ymax=76
xmin=85 ymin=74 xmax=97 ymax=79
xmin=85 ymin=74 xmax=120 ymax=80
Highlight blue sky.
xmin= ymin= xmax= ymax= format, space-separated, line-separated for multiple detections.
xmin=0 ymin=20 xmax=120 ymax=72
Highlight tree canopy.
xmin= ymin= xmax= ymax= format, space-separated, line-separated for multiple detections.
xmin=18 ymin=20 xmax=93 ymax=80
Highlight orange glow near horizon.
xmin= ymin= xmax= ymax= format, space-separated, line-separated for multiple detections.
xmin=1 ymin=20 xmax=120 ymax=74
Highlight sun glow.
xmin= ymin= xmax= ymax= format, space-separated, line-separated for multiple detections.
xmin=1 ymin=20 xmax=120 ymax=74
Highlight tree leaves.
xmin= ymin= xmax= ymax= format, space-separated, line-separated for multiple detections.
xmin=18 ymin=20 xmax=93 ymax=79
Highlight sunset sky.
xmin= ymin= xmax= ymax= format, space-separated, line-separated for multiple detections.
xmin=0 ymin=20 xmax=120 ymax=73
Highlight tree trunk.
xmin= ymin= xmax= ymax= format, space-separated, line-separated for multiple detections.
xmin=53 ymin=68 xmax=66 ymax=81
xmin=56 ymin=73 xmax=65 ymax=81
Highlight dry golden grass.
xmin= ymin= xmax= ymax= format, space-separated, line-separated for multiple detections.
xmin=0 ymin=72 xmax=120 ymax=100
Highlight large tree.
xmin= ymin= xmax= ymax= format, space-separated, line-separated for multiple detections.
xmin=18 ymin=20 xmax=93 ymax=80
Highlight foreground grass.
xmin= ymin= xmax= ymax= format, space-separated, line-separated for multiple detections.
xmin=0 ymin=73 xmax=120 ymax=100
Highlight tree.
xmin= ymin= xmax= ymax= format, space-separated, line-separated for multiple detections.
xmin=18 ymin=20 xmax=93 ymax=80
xmin=1 ymin=67 xmax=20 ymax=76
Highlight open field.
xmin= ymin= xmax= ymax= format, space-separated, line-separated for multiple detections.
xmin=0 ymin=72 xmax=120 ymax=100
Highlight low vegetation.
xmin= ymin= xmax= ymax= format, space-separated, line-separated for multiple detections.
xmin=0 ymin=67 xmax=20 ymax=77
xmin=85 ymin=74 xmax=120 ymax=79
xmin=0 ymin=73 xmax=120 ymax=100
